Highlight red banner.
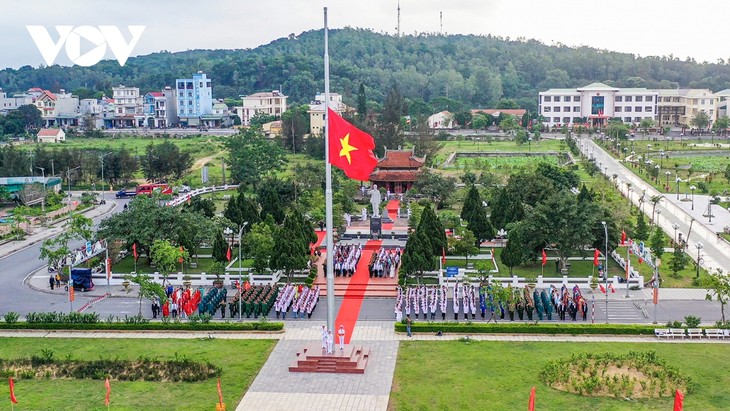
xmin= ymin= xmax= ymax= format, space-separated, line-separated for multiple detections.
xmin=9 ymin=377 xmax=17 ymax=404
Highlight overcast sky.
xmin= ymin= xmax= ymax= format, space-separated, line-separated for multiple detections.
xmin=1 ymin=0 xmax=727 ymax=69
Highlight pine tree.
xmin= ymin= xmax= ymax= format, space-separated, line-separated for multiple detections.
xmin=417 ymin=205 xmax=446 ymax=256
xmin=260 ymin=186 xmax=285 ymax=224
xmin=238 ymin=194 xmax=261 ymax=231
xmin=461 ymin=185 xmax=481 ymax=223
xmin=649 ymin=226 xmax=666 ymax=260
xmin=212 ymin=230 xmax=229 ymax=263
xmin=634 ymin=212 xmax=649 ymax=241
xmin=357 ymin=83 xmax=367 ymax=123
xmin=500 ymin=239 xmax=523 ymax=275
xmin=400 ymin=229 xmax=433 ymax=285
xmin=668 ymin=246 xmax=688 ymax=276
xmin=223 ymin=196 xmax=241 ymax=227
xmin=467 ymin=209 xmax=495 ymax=246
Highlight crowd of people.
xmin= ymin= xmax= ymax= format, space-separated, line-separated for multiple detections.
xmin=368 ymin=247 xmax=401 ymax=278
xmin=394 ymin=283 xmax=593 ymax=322
xmin=274 ymin=283 xmax=321 ymax=319
xmin=332 ymin=244 xmax=362 ymax=277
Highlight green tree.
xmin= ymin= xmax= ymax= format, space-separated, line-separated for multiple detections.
xmin=448 ymin=228 xmax=478 ymax=265
xmin=407 ymin=120 xmax=445 ymax=167
xmin=460 ymin=185 xmax=482 ymax=223
xmin=649 ymin=226 xmax=666 ymax=260
xmin=634 ymin=212 xmax=649 ymax=241
xmin=702 ymin=270 xmax=730 ymax=324
xmin=713 ymin=116 xmax=729 ymax=133
xmin=411 ymin=169 xmax=457 ymax=209
xmin=260 ymin=184 xmax=285 ymax=224
xmin=375 ymin=84 xmax=406 ymax=156
xmin=140 ymin=140 xmax=193 ymax=182
xmin=489 ymin=187 xmax=524 ymax=231
xmin=639 ymin=118 xmax=655 ymax=136
xmin=280 ymin=105 xmax=309 ymax=154
xmin=453 ymin=111 xmax=472 ymax=127
xmin=226 ymin=127 xmax=286 ymax=189
xmin=417 ymin=204 xmax=447 ymax=256
xmin=150 ymin=239 xmax=187 ymax=275
xmin=500 ymin=224 xmax=529 ymax=275
xmin=690 ymin=110 xmax=710 ymax=131
xmin=606 ymin=119 xmax=630 ymax=140
xmin=400 ymin=229 xmax=433 ymax=285
xmin=183 ymin=196 xmax=215 ymax=219
xmin=668 ymin=246 xmax=688 ymax=277
xmin=124 ymin=272 xmax=166 ymax=317
xmin=270 ymin=211 xmax=310 ymax=282
xmin=243 ymin=222 xmax=275 ymax=273
xmin=212 ymin=229 xmax=230 ymax=264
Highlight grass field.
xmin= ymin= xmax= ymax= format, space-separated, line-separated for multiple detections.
xmin=438 ymin=139 xmax=564 ymax=153
xmin=113 ymin=253 xmax=254 ymax=274
xmin=0 ymin=337 xmax=275 ymax=411
xmin=390 ymin=341 xmax=730 ymax=410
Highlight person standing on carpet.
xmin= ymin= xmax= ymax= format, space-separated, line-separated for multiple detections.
xmin=338 ymin=325 xmax=346 ymax=351
xmin=320 ymin=325 xmax=328 ymax=351
xmin=326 ymin=330 xmax=334 ymax=354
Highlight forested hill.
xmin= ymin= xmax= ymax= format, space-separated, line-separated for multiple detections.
xmin=2 ymin=28 xmax=730 ymax=112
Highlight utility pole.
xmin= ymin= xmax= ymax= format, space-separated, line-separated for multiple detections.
xmin=36 ymin=166 xmax=46 ymax=222
xmin=396 ymin=0 xmax=400 ymax=37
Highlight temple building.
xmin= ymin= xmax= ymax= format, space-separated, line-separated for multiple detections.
xmin=369 ymin=148 xmax=425 ymax=194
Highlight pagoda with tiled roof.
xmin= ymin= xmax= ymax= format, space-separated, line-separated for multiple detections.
xmin=369 ymin=147 xmax=425 ymax=194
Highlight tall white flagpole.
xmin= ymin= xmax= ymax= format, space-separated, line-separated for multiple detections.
xmin=323 ymin=7 xmax=336 ymax=333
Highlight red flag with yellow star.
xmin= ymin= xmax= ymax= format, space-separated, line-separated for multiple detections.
xmin=327 ymin=108 xmax=378 ymax=181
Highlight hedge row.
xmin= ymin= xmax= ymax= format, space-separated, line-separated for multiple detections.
xmin=394 ymin=322 xmax=659 ymax=335
xmin=0 ymin=321 xmax=284 ymax=332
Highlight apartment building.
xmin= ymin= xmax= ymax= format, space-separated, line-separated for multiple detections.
xmin=176 ymin=72 xmax=213 ymax=126
xmin=308 ymin=92 xmax=349 ymax=135
xmin=236 ymin=90 xmax=287 ymax=126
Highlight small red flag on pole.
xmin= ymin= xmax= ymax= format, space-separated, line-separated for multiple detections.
xmin=226 ymin=247 xmax=232 ymax=262
xmin=673 ymin=389 xmax=684 ymax=411
xmin=217 ymin=378 xmax=224 ymax=405
xmin=179 ymin=246 xmax=184 ymax=263
xmin=621 ymin=230 xmax=627 ymax=246
xmin=9 ymin=377 xmax=18 ymax=404
xmin=442 ymin=247 xmax=447 ymax=265
xmin=528 ymin=386 xmax=536 ymax=411
xmin=541 ymin=249 xmax=547 ymax=266
xmin=104 ymin=377 xmax=111 ymax=406
xmin=593 ymin=248 xmax=600 ymax=266
xmin=132 ymin=242 xmax=138 ymax=261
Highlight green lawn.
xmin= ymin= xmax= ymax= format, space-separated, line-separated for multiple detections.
xmin=439 ymin=139 xmax=564 ymax=153
xmin=615 ymin=246 xmax=710 ymax=289
xmin=489 ymin=248 xmax=626 ymax=279
xmin=390 ymin=341 xmax=730 ymax=410
xmin=0 ymin=337 xmax=275 ymax=411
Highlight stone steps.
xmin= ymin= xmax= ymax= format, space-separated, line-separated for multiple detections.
xmin=289 ymin=344 xmax=370 ymax=374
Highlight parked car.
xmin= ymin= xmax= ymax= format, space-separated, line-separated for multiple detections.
xmin=115 ymin=189 xmax=137 ymax=199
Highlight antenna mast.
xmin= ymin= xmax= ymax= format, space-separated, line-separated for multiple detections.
xmin=397 ymin=0 xmax=401 ymax=37
xmin=440 ymin=11 xmax=443 ymax=34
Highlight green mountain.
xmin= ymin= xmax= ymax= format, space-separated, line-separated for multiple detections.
xmin=2 ymin=28 xmax=729 ymax=113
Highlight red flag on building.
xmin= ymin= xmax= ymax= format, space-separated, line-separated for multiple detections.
xmin=528 ymin=386 xmax=536 ymax=411
xmin=104 ymin=377 xmax=111 ymax=406
xmin=673 ymin=390 xmax=684 ymax=411
xmin=541 ymin=249 xmax=547 ymax=266
xmin=593 ymin=248 xmax=600 ymax=266
xmin=226 ymin=246 xmax=232 ymax=262
xmin=132 ymin=242 xmax=138 ymax=261
xmin=178 ymin=246 xmax=184 ymax=263
xmin=327 ymin=108 xmax=378 ymax=181
xmin=621 ymin=230 xmax=627 ymax=246
xmin=217 ymin=378 xmax=224 ymax=405
xmin=8 ymin=377 xmax=17 ymax=404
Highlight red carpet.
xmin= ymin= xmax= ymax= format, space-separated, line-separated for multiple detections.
xmin=382 ymin=199 xmax=400 ymax=230
xmin=334 ymin=240 xmax=381 ymax=344
xmin=312 ymin=230 xmax=326 ymax=249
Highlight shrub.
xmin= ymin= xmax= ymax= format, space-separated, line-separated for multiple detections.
xmin=684 ymin=315 xmax=701 ymax=328
xmin=394 ymin=322 xmax=659 ymax=335
xmin=666 ymin=320 xmax=683 ymax=328
xmin=3 ymin=312 xmax=20 ymax=324
xmin=0 ymin=321 xmax=283 ymax=332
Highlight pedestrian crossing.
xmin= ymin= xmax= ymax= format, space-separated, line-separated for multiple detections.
xmin=601 ymin=300 xmax=645 ymax=322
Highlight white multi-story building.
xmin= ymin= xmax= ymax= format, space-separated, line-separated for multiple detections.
xmin=308 ymin=92 xmax=349 ymax=135
xmin=0 ymin=88 xmax=35 ymax=114
xmin=538 ymin=83 xmax=657 ymax=128
xmin=176 ymin=72 xmax=213 ymax=126
xmin=656 ymin=89 xmax=718 ymax=128
xmin=236 ymin=90 xmax=287 ymax=126
xmin=112 ymin=85 xmax=143 ymax=127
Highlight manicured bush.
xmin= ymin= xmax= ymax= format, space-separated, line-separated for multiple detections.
xmin=0 ymin=321 xmax=283 ymax=332
xmin=2 ymin=312 xmax=19 ymax=324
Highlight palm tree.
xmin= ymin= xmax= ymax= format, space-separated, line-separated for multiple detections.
xmin=650 ymin=195 xmax=663 ymax=227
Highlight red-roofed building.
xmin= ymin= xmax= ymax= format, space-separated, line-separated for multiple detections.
xmin=369 ymin=148 xmax=425 ymax=194
xmin=37 ymin=128 xmax=66 ymax=143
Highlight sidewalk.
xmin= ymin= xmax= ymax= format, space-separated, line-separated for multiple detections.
xmin=0 ymin=201 xmax=116 ymax=260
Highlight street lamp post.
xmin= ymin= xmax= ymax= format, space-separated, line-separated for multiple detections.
xmin=602 ymin=221 xmax=609 ymax=324
xmin=659 ymin=150 xmax=665 ymax=169
xmin=664 ymin=171 xmax=672 ymax=192
xmin=695 ymin=242 xmax=703 ymax=278
xmin=237 ymin=221 xmax=248 ymax=320
xmin=690 ymin=185 xmax=696 ymax=210
xmin=99 ymin=152 xmax=113 ymax=201
xmin=528 ymin=136 xmax=532 ymax=151
xmin=672 ymin=223 xmax=679 ymax=246
xmin=675 ymin=177 xmax=681 ymax=200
